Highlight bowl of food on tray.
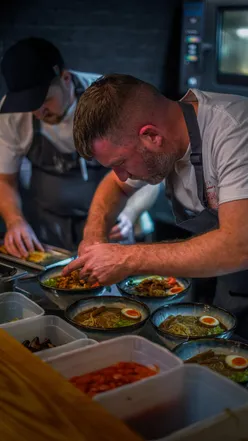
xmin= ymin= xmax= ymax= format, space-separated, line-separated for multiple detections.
xmin=65 ymin=295 xmax=150 ymax=341
xmin=150 ymin=302 xmax=237 ymax=350
xmin=174 ymin=338 xmax=248 ymax=384
xmin=38 ymin=264 xmax=105 ymax=296
xmin=116 ymin=275 xmax=191 ymax=312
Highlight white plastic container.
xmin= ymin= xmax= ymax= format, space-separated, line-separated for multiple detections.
xmin=46 ymin=335 xmax=182 ymax=393
xmin=1 ymin=315 xmax=87 ymax=357
xmin=38 ymin=338 xmax=98 ymax=361
xmin=0 ymin=292 xmax=44 ymax=326
xmin=96 ymin=364 xmax=248 ymax=440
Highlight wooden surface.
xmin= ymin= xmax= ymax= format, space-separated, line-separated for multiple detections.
xmin=0 ymin=329 xmax=143 ymax=441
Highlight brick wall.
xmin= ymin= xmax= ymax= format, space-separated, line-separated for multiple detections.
xmin=0 ymin=0 xmax=182 ymax=98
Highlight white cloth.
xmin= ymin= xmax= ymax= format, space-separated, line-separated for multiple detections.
xmin=127 ymin=89 xmax=248 ymax=212
xmin=0 ymin=71 xmax=100 ymax=174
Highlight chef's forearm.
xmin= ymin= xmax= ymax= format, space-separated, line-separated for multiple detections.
xmin=131 ymin=228 xmax=248 ymax=278
xmin=83 ymin=172 xmax=129 ymax=241
xmin=0 ymin=175 xmax=24 ymax=227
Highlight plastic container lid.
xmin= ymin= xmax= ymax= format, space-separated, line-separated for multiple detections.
xmin=1 ymin=315 xmax=87 ymax=357
xmin=0 ymin=292 xmax=44 ymax=326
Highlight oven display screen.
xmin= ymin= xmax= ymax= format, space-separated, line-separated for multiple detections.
xmin=218 ymin=9 xmax=248 ymax=81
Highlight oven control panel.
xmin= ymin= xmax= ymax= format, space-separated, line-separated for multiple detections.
xmin=179 ymin=1 xmax=205 ymax=94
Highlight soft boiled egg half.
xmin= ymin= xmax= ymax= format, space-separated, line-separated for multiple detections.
xmin=121 ymin=308 xmax=141 ymax=320
xmin=166 ymin=283 xmax=185 ymax=296
xmin=199 ymin=315 xmax=219 ymax=327
xmin=225 ymin=355 xmax=248 ymax=370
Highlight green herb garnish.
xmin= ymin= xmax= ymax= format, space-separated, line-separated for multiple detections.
xmin=44 ymin=278 xmax=57 ymax=288
xmin=229 ymin=370 xmax=248 ymax=383
xmin=206 ymin=325 xmax=224 ymax=336
xmin=114 ymin=319 xmax=136 ymax=328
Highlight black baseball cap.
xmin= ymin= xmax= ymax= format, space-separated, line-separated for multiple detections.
xmin=0 ymin=38 xmax=65 ymax=113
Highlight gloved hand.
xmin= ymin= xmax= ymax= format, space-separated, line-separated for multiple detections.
xmin=108 ymin=213 xmax=134 ymax=243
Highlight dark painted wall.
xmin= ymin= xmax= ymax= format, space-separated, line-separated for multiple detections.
xmin=0 ymin=0 xmax=182 ymax=98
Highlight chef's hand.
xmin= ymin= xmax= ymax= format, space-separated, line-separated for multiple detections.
xmin=109 ymin=213 xmax=133 ymax=242
xmin=4 ymin=218 xmax=44 ymax=258
xmin=77 ymin=235 xmax=107 ymax=258
xmin=62 ymin=243 xmax=135 ymax=285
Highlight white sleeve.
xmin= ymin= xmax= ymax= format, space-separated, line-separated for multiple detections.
xmin=0 ymin=112 xmax=32 ymax=174
xmin=125 ymin=178 xmax=147 ymax=189
xmin=75 ymin=72 xmax=101 ymax=90
xmin=213 ymin=120 xmax=248 ymax=205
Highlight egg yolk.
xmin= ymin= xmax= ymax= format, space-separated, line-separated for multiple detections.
xmin=202 ymin=317 xmax=216 ymax=325
xmin=124 ymin=309 xmax=140 ymax=317
xmin=231 ymin=357 xmax=247 ymax=367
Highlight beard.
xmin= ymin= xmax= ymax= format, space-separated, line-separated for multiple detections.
xmin=41 ymin=85 xmax=73 ymax=125
xmin=41 ymin=104 xmax=71 ymax=125
xmin=133 ymin=147 xmax=177 ymax=185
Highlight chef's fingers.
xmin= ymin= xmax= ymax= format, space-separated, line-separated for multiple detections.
xmin=7 ymin=230 xmax=29 ymax=258
xmin=31 ymin=234 xmax=44 ymax=252
xmin=62 ymin=255 xmax=86 ymax=275
xmin=109 ymin=224 xmax=131 ymax=241
xmin=83 ymin=271 xmax=98 ymax=284
xmin=109 ymin=224 xmax=121 ymax=235
xmin=4 ymin=234 xmax=22 ymax=258
xmin=109 ymin=231 xmax=123 ymax=241
xmin=79 ymin=264 xmax=90 ymax=279
xmin=21 ymin=231 xmax=35 ymax=254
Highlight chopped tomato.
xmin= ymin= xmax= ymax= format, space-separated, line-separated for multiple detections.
xmin=70 ymin=362 xmax=159 ymax=397
xmin=167 ymin=277 xmax=177 ymax=285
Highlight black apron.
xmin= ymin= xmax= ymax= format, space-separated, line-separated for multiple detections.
xmin=20 ymin=74 xmax=107 ymax=251
xmin=167 ymin=102 xmax=248 ymax=340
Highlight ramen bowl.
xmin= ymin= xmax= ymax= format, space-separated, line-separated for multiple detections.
xmin=65 ymin=295 xmax=150 ymax=341
xmin=38 ymin=264 xmax=105 ymax=296
xmin=174 ymin=338 xmax=248 ymax=384
xmin=150 ymin=303 xmax=237 ymax=350
xmin=116 ymin=275 xmax=191 ymax=313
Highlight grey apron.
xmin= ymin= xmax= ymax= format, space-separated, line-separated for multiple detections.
xmin=20 ymin=74 xmax=107 ymax=251
xmin=167 ymin=102 xmax=248 ymax=340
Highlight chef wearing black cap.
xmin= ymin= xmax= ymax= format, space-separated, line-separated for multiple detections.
xmin=0 ymin=38 xmax=158 ymax=257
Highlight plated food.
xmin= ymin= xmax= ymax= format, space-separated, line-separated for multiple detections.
xmin=39 ymin=265 xmax=104 ymax=295
xmin=65 ymin=296 xmax=150 ymax=341
xmin=185 ymin=350 xmax=248 ymax=383
xmin=159 ymin=314 xmax=226 ymax=337
xmin=0 ymin=245 xmax=51 ymax=263
xmin=117 ymin=275 xmax=191 ymax=313
xmin=150 ymin=303 xmax=236 ymax=350
xmin=22 ymin=337 xmax=56 ymax=353
xmin=70 ymin=362 xmax=159 ymax=397
xmin=123 ymin=276 xmax=186 ymax=297
xmin=74 ymin=305 xmax=142 ymax=329
xmin=44 ymin=270 xmax=100 ymax=290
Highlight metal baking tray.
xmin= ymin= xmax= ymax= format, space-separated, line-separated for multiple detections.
xmin=0 ymin=243 xmax=75 ymax=271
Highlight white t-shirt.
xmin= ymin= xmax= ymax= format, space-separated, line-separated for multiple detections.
xmin=127 ymin=89 xmax=248 ymax=212
xmin=0 ymin=71 xmax=100 ymax=174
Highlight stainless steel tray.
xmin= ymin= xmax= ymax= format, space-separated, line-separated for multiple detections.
xmin=0 ymin=243 xmax=75 ymax=271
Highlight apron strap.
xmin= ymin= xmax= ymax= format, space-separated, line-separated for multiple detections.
xmin=71 ymin=73 xmax=85 ymax=99
xmin=32 ymin=115 xmax=41 ymax=133
xmin=178 ymin=102 xmax=207 ymax=207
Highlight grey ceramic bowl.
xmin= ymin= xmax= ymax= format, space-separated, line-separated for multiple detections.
xmin=174 ymin=338 xmax=248 ymax=384
xmin=65 ymin=295 xmax=150 ymax=341
xmin=150 ymin=302 xmax=237 ymax=350
xmin=116 ymin=275 xmax=191 ymax=313
xmin=38 ymin=264 xmax=105 ymax=296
